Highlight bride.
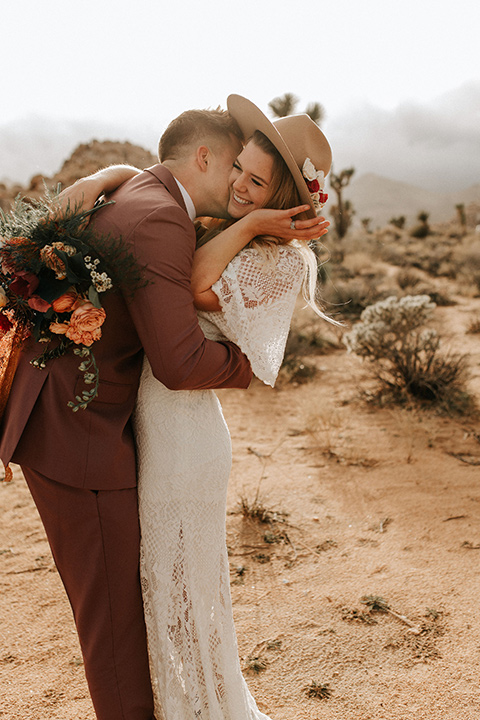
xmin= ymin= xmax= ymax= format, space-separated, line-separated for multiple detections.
xmin=63 ymin=94 xmax=333 ymax=719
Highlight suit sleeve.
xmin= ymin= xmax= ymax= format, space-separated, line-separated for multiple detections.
xmin=126 ymin=203 xmax=253 ymax=390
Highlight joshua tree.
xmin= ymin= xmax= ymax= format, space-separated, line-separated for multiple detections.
xmin=456 ymin=203 xmax=467 ymax=235
xmin=330 ymin=167 xmax=355 ymax=240
xmin=268 ymin=93 xmax=299 ymax=118
xmin=410 ymin=211 xmax=430 ymax=238
xmin=269 ymin=94 xmax=325 ymax=127
xmin=305 ymin=102 xmax=325 ymax=126
xmin=361 ymin=217 xmax=372 ymax=233
xmin=390 ymin=216 xmax=406 ymax=230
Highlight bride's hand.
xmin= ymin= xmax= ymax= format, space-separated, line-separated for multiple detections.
xmin=52 ymin=176 xmax=106 ymax=219
xmin=245 ymin=205 xmax=330 ymax=241
xmin=50 ymin=164 xmax=141 ymax=220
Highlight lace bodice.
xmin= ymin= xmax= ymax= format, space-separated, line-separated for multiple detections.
xmin=198 ymin=244 xmax=305 ymax=386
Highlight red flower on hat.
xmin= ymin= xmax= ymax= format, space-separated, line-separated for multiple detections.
xmin=306 ymin=179 xmax=320 ymax=194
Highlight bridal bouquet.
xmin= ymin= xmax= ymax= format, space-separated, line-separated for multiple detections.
xmin=0 ymin=191 xmax=145 ymax=413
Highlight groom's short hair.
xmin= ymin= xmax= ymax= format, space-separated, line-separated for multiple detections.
xmin=158 ymin=108 xmax=243 ymax=162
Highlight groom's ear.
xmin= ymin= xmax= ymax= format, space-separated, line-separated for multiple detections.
xmin=195 ymin=146 xmax=210 ymax=173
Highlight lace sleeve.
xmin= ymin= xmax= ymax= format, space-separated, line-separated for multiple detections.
xmin=199 ymin=245 xmax=304 ymax=386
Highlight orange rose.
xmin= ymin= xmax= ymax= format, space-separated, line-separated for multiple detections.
xmin=52 ymin=289 xmax=79 ymax=313
xmin=49 ymin=322 xmax=69 ymax=335
xmin=69 ymin=300 xmax=106 ymax=331
xmin=64 ymin=300 xmax=106 ymax=346
xmin=65 ymin=326 xmax=102 ymax=347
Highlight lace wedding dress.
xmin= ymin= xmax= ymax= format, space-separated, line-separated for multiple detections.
xmin=134 ymin=245 xmax=304 ymax=720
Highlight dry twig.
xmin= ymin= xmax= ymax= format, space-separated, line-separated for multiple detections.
xmin=362 ymin=595 xmax=421 ymax=634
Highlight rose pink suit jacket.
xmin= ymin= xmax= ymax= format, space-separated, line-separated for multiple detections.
xmin=0 ymin=165 xmax=252 ymax=489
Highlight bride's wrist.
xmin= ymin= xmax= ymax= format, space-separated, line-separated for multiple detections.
xmin=72 ymin=174 xmax=106 ymax=197
xmin=89 ymin=165 xmax=140 ymax=194
xmin=237 ymin=211 xmax=262 ymax=242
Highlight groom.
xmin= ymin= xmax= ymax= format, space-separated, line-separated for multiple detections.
xmin=0 ymin=107 xmax=252 ymax=719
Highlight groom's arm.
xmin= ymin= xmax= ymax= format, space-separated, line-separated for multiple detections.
xmin=127 ymin=203 xmax=252 ymax=391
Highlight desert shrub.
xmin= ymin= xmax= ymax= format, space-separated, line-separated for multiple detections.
xmin=279 ymin=325 xmax=341 ymax=384
xmin=322 ymin=277 xmax=388 ymax=319
xmin=285 ymin=327 xmax=340 ymax=356
xmin=396 ymin=269 xmax=423 ymax=290
xmin=304 ymin=681 xmax=332 ymax=699
xmin=237 ymin=495 xmax=288 ymax=524
xmin=466 ymin=316 xmax=480 ymax=334
xmin=411 ymin=244 xmax=454 ymax=277
xmin=423 ymin=289 xmax=456 ymax=307
xmin=280 ymin=357 xmax=317 ymax=383
xmin=395 ymin=276 xmax=455 ymax=307
xmin=279 ymin=353 xmax=314 ymax=384
xmin=410 ymin=223 xmax=430 ymax=239
xmin=318 ymin=260 xmax=354 ymax=283
xmin=380 ymin=234 xmax=456 ymax=278
xmin=380 ymin=245 xmax=411 ymax=268
xmin=435 ymin=260 xmax=457 ymax=279
xmin=341 ymin=251 xmax=386 ymax=280
xmin=451 ymin=242 xmax=480 ymax=292
xmin=343 ymin=295 xmax=472 ymax=412
xmin=280 ymin=329 xmax=317 ymax=383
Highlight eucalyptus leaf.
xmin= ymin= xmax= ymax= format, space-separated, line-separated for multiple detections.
xmin=88 ymin=285 xmax=102 ymax=309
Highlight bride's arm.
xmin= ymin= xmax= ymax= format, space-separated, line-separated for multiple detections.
xmin=191 ymin=205 xmax=329 ymax=310
xmin=54 ymin=164 xmax=141 ymax=212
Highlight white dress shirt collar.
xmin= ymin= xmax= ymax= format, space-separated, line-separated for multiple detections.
xmin=173 ymin=179 xmax=196 ymax=221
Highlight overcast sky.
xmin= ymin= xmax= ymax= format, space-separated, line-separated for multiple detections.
xmin=1 ymin=0 xmax=479 ymax=191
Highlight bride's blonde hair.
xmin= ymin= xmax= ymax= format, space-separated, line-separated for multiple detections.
xmin=198 ymin=130 xmax=336 ymax=324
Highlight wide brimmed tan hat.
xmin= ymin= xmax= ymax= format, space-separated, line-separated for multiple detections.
xmin=227 ymin=94 xmax=332 ymax=219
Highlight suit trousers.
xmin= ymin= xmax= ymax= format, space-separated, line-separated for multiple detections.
xmin=21 ymin=466 xmax=155 ymax=720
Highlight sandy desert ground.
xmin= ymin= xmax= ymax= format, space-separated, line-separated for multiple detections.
xmin=1 ymin=276 xmax=480 ymax=719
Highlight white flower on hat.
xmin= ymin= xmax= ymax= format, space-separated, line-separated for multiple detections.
xmin=302 ymin=158 xmax=317 ymax=182
xmin=302 ymin=158 xmax=328 ymax=215
xmin=302 ymin=158 xmax=325 ymax=189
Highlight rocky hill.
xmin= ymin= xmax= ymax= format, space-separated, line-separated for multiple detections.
xmin=0 ymin=140 xmax=157 ymax=210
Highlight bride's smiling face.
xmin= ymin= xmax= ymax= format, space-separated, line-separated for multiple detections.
xmin=227 ymin=141 xmax=274 ymax=219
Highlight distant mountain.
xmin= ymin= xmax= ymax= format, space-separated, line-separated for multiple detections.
xmin=1 ymin=125 xmax=479 ymax=228
xmin=343 ymin=173 xmax=480 ymax=227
